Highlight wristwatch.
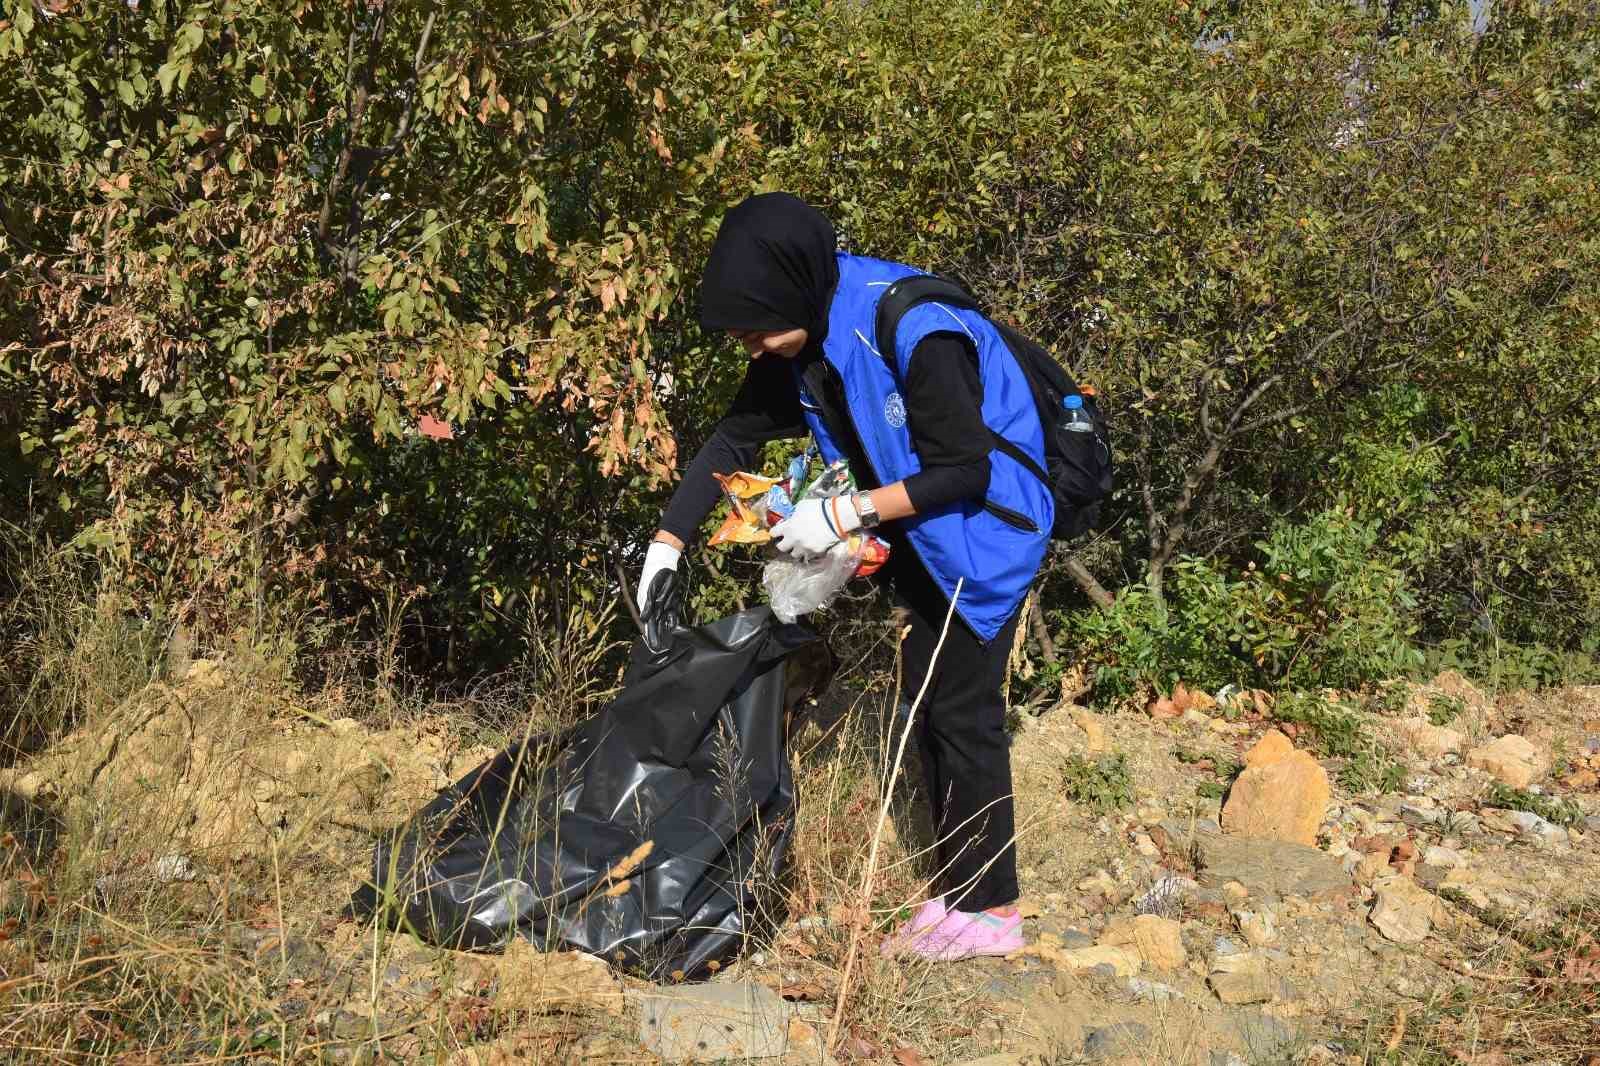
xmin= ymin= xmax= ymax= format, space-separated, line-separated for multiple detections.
xmin=853 ymin=491 xmax=881 ymax=529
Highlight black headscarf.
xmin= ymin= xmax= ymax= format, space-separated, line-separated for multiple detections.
xmin=697 ymin=193 xmax=838 ymax=345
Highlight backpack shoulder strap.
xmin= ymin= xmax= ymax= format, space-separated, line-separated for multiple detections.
xmin=873 ymin=274 xmax=982 ymax=367
xmin=874 ymin=274 xmax=1051 ymax=488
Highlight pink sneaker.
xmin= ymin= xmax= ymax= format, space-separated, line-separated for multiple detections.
xmin=878 ymin=898 xmax=948 ymax=957
xmin=901 ymin=908 xmax=1023 ymax=962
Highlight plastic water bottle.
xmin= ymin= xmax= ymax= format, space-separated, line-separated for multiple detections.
xmin=1059 ymin=393 xmax=1095 ymax=433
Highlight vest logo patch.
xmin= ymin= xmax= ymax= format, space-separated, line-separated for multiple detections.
xmin=883 ymin=392 xmax=907 ymax=429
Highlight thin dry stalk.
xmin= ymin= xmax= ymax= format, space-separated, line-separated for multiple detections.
xmin=827 ymin=579 xmax=963 ymax=1051
xmin=573 ymin=839 xmax=655 ymax=919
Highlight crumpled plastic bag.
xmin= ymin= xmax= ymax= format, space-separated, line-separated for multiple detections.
xmin=709 ymin=450 xmax=889 ymax=622
xmin=357 ymin=576 xmax=834 ymax=980
xmin=763 ymin=539 xmax=864 ymax=623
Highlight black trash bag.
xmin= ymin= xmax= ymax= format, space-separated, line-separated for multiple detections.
xmin=360 ymin=577 xmax=830 ymax=979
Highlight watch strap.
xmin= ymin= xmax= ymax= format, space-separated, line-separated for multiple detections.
xmin=854 ymin=491 xmax=880 ymax=528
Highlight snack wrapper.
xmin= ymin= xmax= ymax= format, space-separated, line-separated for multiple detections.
xmin=708 ymin=450 xmax=890 ymax=621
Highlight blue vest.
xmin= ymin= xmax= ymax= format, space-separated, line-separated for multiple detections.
xmin=798 ymin=254 xmax=1052 ymax=642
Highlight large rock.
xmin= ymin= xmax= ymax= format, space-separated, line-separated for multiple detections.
xmin=1221 ymin=730 xmax=1330 ymax=845
xmin=1055 ymin=944 xmax=1143 ymax=978
xmin=1398 ymin=718 xmax=1464 ymax=760
xmin=1208 ymin=951 xmax=1276 ymax=1005
xmin=494 ymin=940 xmax=623 ymax=1016
xmin=1098 ymin=915 xmax=1186 ymax=971
xmin=1466 ymin=735 xmax=1548 ymax=788
xmin=1159 ymin=820 xmax=1348 ymax=900
xmin=633 ymin=981 xmax=790 ymax=1062
xmin=1071 ymin=707 xmax=1109 ymax=753
xmin=1480 ymin=807 xmax=1568 ymax=846
xmin=1369 ymin=877 xmax=1450 ymax=944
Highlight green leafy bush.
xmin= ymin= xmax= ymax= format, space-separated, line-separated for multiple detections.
xmin=1273 ymin=692 xmax=1407 ymax=794
xmin=1061 ymin=753 xmax=1134 ymax=813
xmin=5 ymin=0 xmax=1598 ymax=681
xmin=1424 ymin=637 xmax=1600 ymax=694
xmin=1428 ymin=694 xmax=1466 ymax=727
xmin=1071 ymin=511 xmax=1423 ymax=699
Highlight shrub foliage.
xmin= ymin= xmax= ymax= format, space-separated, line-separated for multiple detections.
xmin=3 ymin=0 xmax=1597 ymax=681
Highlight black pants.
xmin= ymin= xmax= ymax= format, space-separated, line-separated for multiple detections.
xmin=891 ymin=557 xmax=1022 ymax=913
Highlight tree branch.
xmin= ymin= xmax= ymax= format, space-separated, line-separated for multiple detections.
xmin=1138 ymin=401 xmax=1161 ymax=556
xmin=1064 ymin=554 xmax=1115 ymax=610
xmin=316 ymin=2 xmax=390 ymax=271
xmin=342 ymin=10 xmax=440 ymax=272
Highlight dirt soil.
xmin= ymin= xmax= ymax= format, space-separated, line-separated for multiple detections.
xmin=2 ymin=663 xmax=1598 ymax=1065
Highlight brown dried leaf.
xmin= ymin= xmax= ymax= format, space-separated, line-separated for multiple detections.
xmin=1148 ymin=695 xmax=1182 ymax=719
xmin=777 ymin=981 xmax=827 ymax=1001
xmin=1562 ymin=954 xmax=1599 ymax=983
xmin=837 ymin=1026 xmax=883 ymax=1060
xmin=1384 ymin=1006 xmax=1408 ymax=1052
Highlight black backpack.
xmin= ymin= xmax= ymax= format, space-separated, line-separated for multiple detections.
xmin=874 ymin=275 xmax=1113 ymax=541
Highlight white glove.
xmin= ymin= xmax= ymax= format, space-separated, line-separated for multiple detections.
xmin=637 ymin=540 xmax=681 ymax=612
xmin=772 ymin=495 xmax=861 ymax=558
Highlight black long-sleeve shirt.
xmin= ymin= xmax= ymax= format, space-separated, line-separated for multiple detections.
xmin=661 ymin=332 xmax=991 ymax=545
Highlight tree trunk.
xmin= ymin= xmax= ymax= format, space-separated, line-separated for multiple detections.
xmin=1064 ymin=554 xmax=1115 ymax=610
xmin=1029 ymin=603 xmax=1058 ymax=664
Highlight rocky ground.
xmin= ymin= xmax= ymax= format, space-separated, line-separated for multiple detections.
xmin=1 ymin=662 xmax=1597 ymax=1065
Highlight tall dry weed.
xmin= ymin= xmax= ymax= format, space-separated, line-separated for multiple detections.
xmin=1 ymin=522 xmax=167 ymax=768
xmin=0 ymin=549 xmax=638 ymax=1064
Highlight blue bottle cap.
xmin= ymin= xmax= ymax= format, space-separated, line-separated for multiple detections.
xmin=1062 ymin=394 xmax=1084 ymax=410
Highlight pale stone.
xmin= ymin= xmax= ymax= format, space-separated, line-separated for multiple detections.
xmin=633 ymin=981 xmax=789 ymax=1061
xmin=1053 ymin=944 xmax=1143 ymax=977
xmin=1221 ymin=736 xmax=1331 ymax=845
xmin=1208 ymin=951 xmax=1276 ymax=1004
xmin=1099 ymin=915 xmax=1186 ymax=971
xmin=1244 ymin=729 xmax=1296 ymax=767
xmin=1352 ymin=851 xmax=1391 ymax=887
xmin=1232 ymin=908 xmax=1277 ymax=947
xmin=1368 ymin=877 xmax=1449 ymax=944
xmin=495 ymin=941 xmax=622 ymax=1017
xmin=1421 ymin=846 xmax=1464 ymax=868
xmin=2 ymin=771 xmax=47 ymax=801
xmin=1481 ymin=808 xmax=1567 ymax=846
xmin=1072 ymin=708 xmax=1109 ymax=753
xmin=1439 ymin=866 xmax=1527 ymax=912
xmin=1127 ymin=976 xmax=1185 ymax=1002
xmin=1465 ymin=734 xmax=1548 ymax=789
xmin=1399 ymin=718 xmax=1464 ymax=759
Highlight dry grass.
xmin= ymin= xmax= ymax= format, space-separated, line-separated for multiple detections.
xmin=9 ymin=531 xmax=1596 ymax=1065
xmin=0 ymin=532 xmax=636 ymax=1064
xmin=1344 ymin=894 xmax=1600 ymax=1065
